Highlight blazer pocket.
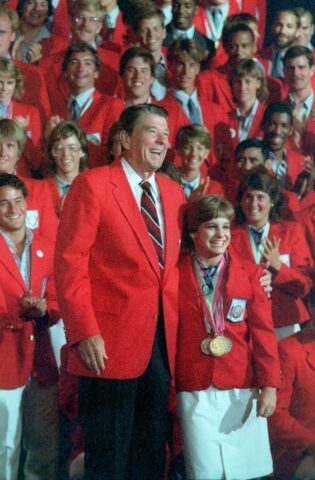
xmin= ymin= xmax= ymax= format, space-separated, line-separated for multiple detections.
xmin=93 ymin=297 xmax=122 ymax=315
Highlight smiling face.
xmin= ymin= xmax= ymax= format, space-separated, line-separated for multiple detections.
xmin=137 ymin=16 xmax=166 ymax=55
xmin=190 ymin=217 xmax=231 ymax=264
xmin=272 ymin=11 xmax=299 ymax=50
xmin=263 ymin=112 xmax=293 ymax=152
xmin=52 ymin=134 xmax=84 ymax=177
xmin=72 ymin=9 xmax=102 ymax=45
xmin=284 ymin=55 xmax=314 ymax=94
xmin=0 ymin=185 xmax=26 ymax=234
xmin=66 ymin=51 xmax=99 ymax=94
xmin=231 ymin=75 xmax=260 ymax=105
xmin=120 ymin=113 xmax=169 ymax=179
xmin=21 ymin=0 xmax=49 ymax=27
xmin=0 ymin=75 xmax=16 ymax=103
xmin=0 ymin=139 xmax=19 ymax=173
xmin=179 ymin=139 xmax=209 ymax=175
xmin=172 ymin=0 xmax=197 ymax=30
xmin=122 ymin=57 xmax=153 ymax=102
xmin=241 ymin=188 xmax=271 ymax=228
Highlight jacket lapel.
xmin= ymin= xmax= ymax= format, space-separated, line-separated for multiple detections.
xmin=110 ymin=161 xmax=161 ymax=279
xmin=0 ymin=236 xmax=25 ymax=290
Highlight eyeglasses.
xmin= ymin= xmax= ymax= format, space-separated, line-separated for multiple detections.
xmin=74 ymin=15 xmax=100 ymax=24
xmin=52 ymin=144 xmax=82 ymax=156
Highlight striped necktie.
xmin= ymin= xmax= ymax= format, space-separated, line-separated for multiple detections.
xmin=140 ymin=181 xmax=164 ymax=269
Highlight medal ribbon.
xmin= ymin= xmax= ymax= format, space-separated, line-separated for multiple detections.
xmin=193 ymin=253 xmax=227 ymax=336
xmin=69 ymin=92 xmax=94 ymax=120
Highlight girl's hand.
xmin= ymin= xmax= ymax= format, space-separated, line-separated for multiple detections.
xmin=261 ymin=236 xmax=281 ymax=272
xmin=257 ymin=386 xmax=277 ymax=417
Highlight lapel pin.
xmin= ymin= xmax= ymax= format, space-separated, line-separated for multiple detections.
xmin=36 ymin=250 xmax=44 ymax=258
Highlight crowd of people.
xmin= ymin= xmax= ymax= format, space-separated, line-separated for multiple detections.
xmin=0 ymin=0 xmax=315 ymax=479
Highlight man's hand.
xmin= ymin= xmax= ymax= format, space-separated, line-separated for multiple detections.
xmin=78 ymin=335 xmax=108 ymax=375
xmin=257 ymin=386 xmax=277 ymax=417
xmin=44 ymin=116 xmax=63 ymax=141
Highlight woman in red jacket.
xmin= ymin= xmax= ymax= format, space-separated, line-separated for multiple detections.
xmin=0 ymin=57 xmax=42 ymax=174
xmin=44 ymin=121 xmax=88 ymax=217
xmin=232 ymin=170 xmax=313 ymax=340
xmin=176 ymin=195 xmax=280 ymax=480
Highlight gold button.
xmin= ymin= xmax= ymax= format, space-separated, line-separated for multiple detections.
xmin=29 ymin=335 xmax=34 ymax=341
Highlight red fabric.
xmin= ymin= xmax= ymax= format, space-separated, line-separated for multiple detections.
xmin=231 ymin=221 xmax=312 ymax=328
xmin=14 ymin=60 xmax=51 ymax=122
xmin=12 ymin=100 xmax=43 ymax=171
xmin=54 ymin=161 xmax=184 ymax=379
xmin=0 ymin=234 xmax=59 ymax=389
xmin=194 ymin=0 xmax=241 ymax=38
xmin=42 ymin=177 xmax=62 ymax=218
xmin=49 ymin=91 xmax=125 ymax=169
xmin=268 ymin=326 xmax=315 ymax=478
xmin=175 ymin=249 xmax=280 ymax=392
xmin=22 ymin=177 xmax=59 ymax=241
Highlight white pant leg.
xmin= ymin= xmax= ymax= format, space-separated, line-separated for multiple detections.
xmin=0 ymin=386 xmax=25 ymax=480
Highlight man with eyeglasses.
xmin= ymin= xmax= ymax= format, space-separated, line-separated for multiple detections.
xmin=45 ymin=43 xmax=124 ymax=168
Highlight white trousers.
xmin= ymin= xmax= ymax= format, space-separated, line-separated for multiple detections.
xmin=0 ymin=385 xmax=25 ymax=480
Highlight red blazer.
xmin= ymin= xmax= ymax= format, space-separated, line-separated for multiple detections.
xmin=12 ymin=100 xmax=43 ymax=172
xmin=194 ymin=0 xmax=241 ymax=39
xmin=14 ymin=60 xmax=51 ymax=122
xmin=50 ymin=90 xmax=125 ymax=169
xmin=54 ymin=160 xmax=185 ymax=379
xmin=42 ymin=176 xmax=62 ymax=218
xmin=213 ymin=102 xmax=265 ymax=167
xmin=0 ymin=234 xmax=59 ymax=389
xmin=268 ymin=326 xmax=315 ymax=478
xmin=101 ymin=10 xmax=127 ymax=53
xmin=175 ymin=249 xmax=280 ymax=393
xmin=231 ymin=222 xmax=312 ymax=328
xmin=22 ymin=177 xmax=59 ymax=241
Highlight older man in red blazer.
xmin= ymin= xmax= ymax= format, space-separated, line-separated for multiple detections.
xmin=54 ymin=104 xmax=184 ymax=480
xmin=268 ymin=322 xmax=315 ymax=478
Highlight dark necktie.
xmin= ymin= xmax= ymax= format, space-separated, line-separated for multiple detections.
xmin=140 ymin=181 xmax=164 ymax=269
xmin=180 ymin=179 xmax=194 ymax=199
xmin=249 ymin=227 xmax=264 ymax=248
xmin=71 ymin=98 xmax=81 ymax=121
xmin=61 ymin=183 xmax=71 ymax=195
xmin=187 ymin=98 xmax=201 ymax=124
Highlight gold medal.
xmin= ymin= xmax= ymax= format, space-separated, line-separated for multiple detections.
xmin=200 ymin=337 xmax=211 ymax=355
xmin=209 ymin=335 xmax=232 ymax=357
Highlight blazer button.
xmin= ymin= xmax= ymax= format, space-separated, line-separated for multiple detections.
xmin=153 ymin=314 xmax=158 ymax=321
xmin=29 ymin=335 xmax=35 ymax=341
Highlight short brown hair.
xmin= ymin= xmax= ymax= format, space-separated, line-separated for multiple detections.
xmin=175 ymin=124 xmax=211 ymax=150
xmin=119 ymin=47 xmax=155 ymax=77
xmin=62 ymin=43 xmax=101 ymax=72
xmin=47 ymin=121 xmax=88 ymax=172
xmin=182 ymin=195 xmax=235 ymax=249
xmin=119 ymin=104 xmax=168 ymax=136
xmin=167 ymin=38 xmax=206 ymax=64
xmin=230 ymin=58 xmax=269 ymax=103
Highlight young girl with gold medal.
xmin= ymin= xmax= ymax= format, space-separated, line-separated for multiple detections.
xmin=176 ymin=195 xmax=280 ymax=480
